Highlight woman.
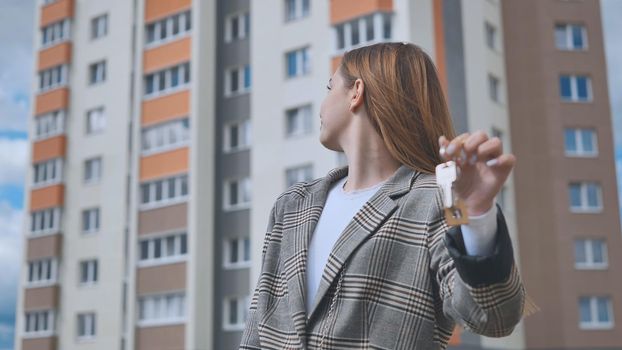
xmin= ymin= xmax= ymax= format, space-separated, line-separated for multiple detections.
xmin=240 ymin=42 xmax=526 ymax=349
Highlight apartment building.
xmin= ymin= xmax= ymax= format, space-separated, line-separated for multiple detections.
xmin=502 ymin=0 xmax=622 ymax=348
xmin=14 ymin=0 xmax=621 ymax=349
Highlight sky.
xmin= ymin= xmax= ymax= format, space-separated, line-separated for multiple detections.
xmin=0 ymin=1 xmax=620 ymax=349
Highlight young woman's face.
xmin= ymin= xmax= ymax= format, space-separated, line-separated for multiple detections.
xmin=319 ymin=67 xmax=353 ymax=151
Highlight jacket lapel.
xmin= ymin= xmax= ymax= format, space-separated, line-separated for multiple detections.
xmin=279 ymin=163 xmax=420 ymax=345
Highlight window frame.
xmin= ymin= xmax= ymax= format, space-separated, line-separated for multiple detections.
xmin=578 ymin=296 xmax=614 ymax=330
xmin=88 ymin=60 xmax=107 ymax=86
xmin=564 ymin=127 xmax=598 ymax=157
xmin=34 ymin=110 xmax=65 ymax=140
xmin=555 ymin=23 xmax=588 ymax=51
xmin=139 ymin=174 xmax=189 ymax=210
xmin=137 ymin=292 xmax=186 ymax=327
xmin=223 ymin=237 xmax=251 ymax=269
xmin=574 ymin=238 xmax=608 ymax=270
xmin=137 ymin=231 xmax=188 ymax=267
xmin=223 ymin=177 xmax=252 ymax=211
xmin=568 ymin=181 xmax=603 ymax=213
xmin=78 ymin=259 xmax=99 ymax=286
xmin=90 ymin=14 xmax=108 ymax=40
xmin=559 ymin=74 xmax=593 ymax=102
xmin=222 ymin=295 xmax=250 ymax=331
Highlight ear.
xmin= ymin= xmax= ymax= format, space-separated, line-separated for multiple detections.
xmin=349 ymin=78 xmax=365 ymax=112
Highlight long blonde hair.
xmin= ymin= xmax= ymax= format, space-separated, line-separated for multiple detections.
xmin=339 ymin=42 xmax=456 ymax=174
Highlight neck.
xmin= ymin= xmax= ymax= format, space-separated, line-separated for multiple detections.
xmin=340 ymin=146 xmax=401 ymax=192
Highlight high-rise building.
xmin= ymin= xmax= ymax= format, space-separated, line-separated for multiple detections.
xmin=502 ymin=0 xmax=622 ymax=348
xmin=14 ymin=0 xmax=621 ymax=349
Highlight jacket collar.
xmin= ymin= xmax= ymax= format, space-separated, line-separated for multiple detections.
xmin=279 ymin=163 xmax=422 ymax=346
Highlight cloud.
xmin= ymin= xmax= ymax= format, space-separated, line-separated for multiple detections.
xmin=0 ymin=0 xmax=35 ymax=133
xmin=0 ymin=138 xmax=28 ymax=187
xmin=0 ymin=201 xmax=24 ymax=350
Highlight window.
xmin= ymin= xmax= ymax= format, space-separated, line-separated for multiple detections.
xmin=138 ymin=232 xmax=187 ymax=266
xmin=223 ymin=177 xmax=251 ymax=211
xmin=79 ymin=259 xmax=98 ymax=285
xmin=223 ymin=296 xmax=250 ymax=330
xmin=334 ymin=12 xmax=392 ymax=51
xmin=223 ymin=120 xmax=251 ymax=152
xmin=33 ymin=158 xmax=63 ymax=187
xmin=224 ymin=65 xmax=251 ymax=96
xmin=86 ymin=107 xmax=106 ymax=134
xmin=285 ymin=0 xmax=310 ymax=21
xmin=485 ymin=21 xmax=497 ymax=50
xmin=35 ymin=110 xmax=65 ymax=140
xmin=225 ymin=12 xmax=250 ymax=42
xmin=84 ymin=157 xmax=102 ymax=184
xmin=91 ymin=14 xmax=108 ymax=39
xmin=89 ymin=60 xmax=106 ymax=85
xmin=579 ymin=296 xmax=614 ymax=329
xmin=140 ymin=174 xmax=189 ymax=208
xmin=568 ymin=182 xmax=602 ymax=213
xmin=24 ymin=310 xmax=55 ymax=335
xmin=82 ymin=208 xmax=100 ymax=234
xmin=145 ymin=10 xmax=191 ymax=46
xmin=138 ymin=292 xmax=185 ymax=326
xmin=555 ymin=23 xmax=587 ymax=50
xmin=30 ymin=208 xmax=62 ymax=236
xmin=488 ymin=74 xmax=500 ymax=103
xmin=285 ymin=47 xmax=310 ymax=78
xmin=27 ymin=258 xmax=58 ymax=286
xmin=285 ymin=105 xmax=313 ymax=137
xmin=285 ymin=104 xmax=313 ymax=136
xmin=285 ymin=164 xmax=313 ymax=188
xmin=142 ymin=118 xmax=190 ymax=154
xmin=559 ymin=75 xmax=592 ymax=102
xmin=38 ymin=65 xmax=67 ymax=92
xmin=224 ymin=237 xmax=251 ymax=268
xmin=575 ymin=239 xmax=608 ymax=269
xmin=564 ymin=128 xmax=597 ymax=157
xmin=77 ymin=313 xmax=96 ymax=339
xmin=144 ymin=62 xmax=190 ymax=97
xmin=41 ymin=19 xmax=70 ymax=47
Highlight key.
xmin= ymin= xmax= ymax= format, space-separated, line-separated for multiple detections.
xmin=435 ymin=161 xmax=469 ymax=226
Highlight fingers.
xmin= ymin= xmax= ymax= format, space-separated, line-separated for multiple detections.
xmin=439 ymin=131 xmax=508 ymax=168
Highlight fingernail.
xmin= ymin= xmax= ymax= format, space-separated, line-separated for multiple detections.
xmin=446 ymin=144 xmax=456 ymax=155
xmin=486 ymin=158 xmax=499 ymax=167
xmin=459 ymin=149 xmax=467 ymax=163
xmin=469 ymin=155 xmax=478 ymax=165
xmin=439 ymin=146 xmax=446 ymax=157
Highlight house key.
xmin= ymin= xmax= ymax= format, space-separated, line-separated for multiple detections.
xmin=435 ymin=160 xmax=469 ymax=226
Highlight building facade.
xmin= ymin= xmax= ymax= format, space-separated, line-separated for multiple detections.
xmin=14 ymin=0 xmax=621 ymax=349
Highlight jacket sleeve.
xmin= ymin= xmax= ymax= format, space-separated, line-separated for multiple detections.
xmin=239 ymin=201 xmax=278 ymax=349
xmin=426 ymin=189 xmax=525 ymax=337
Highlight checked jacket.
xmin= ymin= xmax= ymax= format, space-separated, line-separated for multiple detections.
xmin=239 ymin=163 xmax=525 ymax=349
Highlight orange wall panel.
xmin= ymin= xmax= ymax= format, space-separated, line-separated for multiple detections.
xmin=136 ymin=262 xmax=187 ymax=295
xmin=433 ymin=0 xmax=447 ymax=93
xmin=331 ymin=0 xmax=392 ymax=24
xmin=331 ymin=55 xmax=343 ymax=74
xmin=38 ymin=42 xmax=72 ymax=71
xmin=141 ymin=90 xmax=190 ymax=126
xmin=145 ymin=0 xmax=191 ymax=22
xmin=30 ymin=185 xmax=64 ymax=212
xmin=22 ymin=337 xmax=57 ymax=350
xmin=144 ymin=37 xmax=191 ymax=73
xmin=40 ymin=0 xmax=74 ymax=27
xmin=23 ymin=286 xmax=59 ymax=311
xmin=136 ymin=324 xmax=185 ymax=350
xmin=35 ymin=88 xmax=69 ymax=116
xmin=32 ymin=135 xmax=66 ymax=163
xmin=27 ymin=234 xmax=63 ymax=261
xmin=140 ymin=147 xmax=189 ymax=182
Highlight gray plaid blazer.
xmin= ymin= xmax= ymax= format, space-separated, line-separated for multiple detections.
xmin=239 ymin=164 xmax=525 ymax=349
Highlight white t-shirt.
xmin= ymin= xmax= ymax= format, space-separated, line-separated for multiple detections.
xmin=305 ymin=175 xmax=498 ymax=314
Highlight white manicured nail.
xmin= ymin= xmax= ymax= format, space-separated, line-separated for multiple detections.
xmin=486 ymin=158 xmax=499 ymax=167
